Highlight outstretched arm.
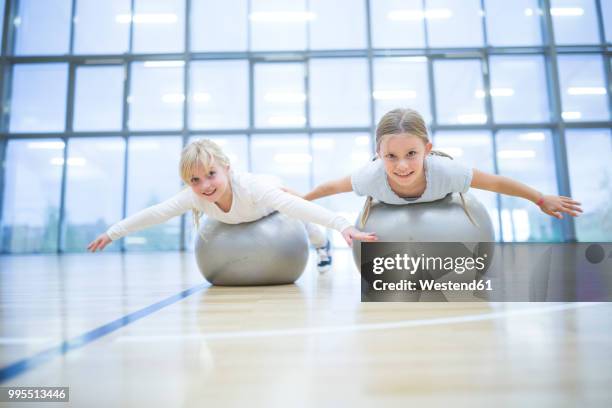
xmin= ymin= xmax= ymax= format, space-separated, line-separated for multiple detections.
xmin=257 ymin=187 xmax=377 ymax=247
xmin=87 ymin=189 xmax=194 ymax=252
xmin=470 ymin=169 xmax=583 ymax=219
xmin=303 ymin=175 xmax=353 ymax=201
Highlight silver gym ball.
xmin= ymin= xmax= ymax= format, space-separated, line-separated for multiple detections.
xmin=352 ymin=193 xmax=495 ymax=269
xmin=195 ymin=212 xmax=309 ymax=286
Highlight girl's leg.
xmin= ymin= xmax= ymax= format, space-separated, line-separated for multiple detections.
xmin=304 ymin=222 xmax=326 ymax=248
xmin=304 ymin=222 xmax=332 ymax=273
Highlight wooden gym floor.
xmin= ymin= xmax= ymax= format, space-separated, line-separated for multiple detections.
xmin=1 ymin=250 xmax=611 ymax=407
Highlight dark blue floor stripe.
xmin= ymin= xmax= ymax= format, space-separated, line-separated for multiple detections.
xmin=0 ymin=282 xmax=208 ymax=383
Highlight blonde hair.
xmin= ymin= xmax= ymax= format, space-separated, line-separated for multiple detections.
xmin=359 ymin=108 xmax=476 ymax=228
xmin=180 ymin=139 xmax=231 ymax=234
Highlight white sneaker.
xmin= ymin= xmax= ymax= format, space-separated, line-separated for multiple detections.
xmin=316 ymin=240 xmax=332 ymax=274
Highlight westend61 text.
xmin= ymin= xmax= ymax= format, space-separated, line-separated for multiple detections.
xmin=372 ymin=279 xmax=493 ymax=291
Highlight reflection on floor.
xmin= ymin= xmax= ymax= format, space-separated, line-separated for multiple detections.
xmin=1 ymin=250 xmax=611 ymax=407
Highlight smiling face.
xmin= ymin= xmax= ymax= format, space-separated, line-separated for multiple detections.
xmin=378 ymin=133 xmax=432 ymax=189
xmin=187 ymin=162 xmax=230 ymax=204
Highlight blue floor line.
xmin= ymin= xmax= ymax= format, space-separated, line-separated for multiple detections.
xmin=0 ymin=282 xmax=208 ymax=383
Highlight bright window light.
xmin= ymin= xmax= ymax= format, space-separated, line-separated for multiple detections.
xmin=567 ymin=87 xmax=606 ymax=95
xmin=192 ymin=92 xmax=211 ymax=103
xmin=161 ymin=93 xmax=185 ymax=103
xmin=562 ymin=111 xmax=582 ymax=120
xmin=550 ymin=7 xmax=584 ymax=17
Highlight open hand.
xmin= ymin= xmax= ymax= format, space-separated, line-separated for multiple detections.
xmin=341 ymin=226 xmax=378 ymax=247
xmin=87 ymin=233 xmax=112 ymax=252
xmin=538 ymin=195 xmax=583 ymax=219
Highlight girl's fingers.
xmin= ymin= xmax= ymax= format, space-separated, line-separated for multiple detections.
xmin=544 ymin=208 xmax=562 ymax=219
xmin=563 ymin=204 xmax=583 ymax=212
xmin=562 ymin=198 xmax=581 ymax=206
xmin=353 ymin=231 xmax=378 ymax=242
xmin=561 ymin=208 xmax=580 ymax=217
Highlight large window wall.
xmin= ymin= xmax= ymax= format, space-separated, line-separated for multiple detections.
xmin=0 ymin=0 xmax=610 ymax=253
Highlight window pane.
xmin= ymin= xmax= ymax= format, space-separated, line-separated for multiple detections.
xmin=550 ymin=0 xmax=600 ymax=45
xmin=1 ymin=139 xmax=63 ymax=253
xmin=0 ymin=0 xmax=5 ymax=49
xmin=433 ymin=131 xmax=501 ymax=240
xmin=370 ymin=0 xmax=426 ymax=48
xmin=74 ymin=66 xmax=124 ymax=131
xmin=484 ymin=0 xmax=542 ymax=46
xmin=565 ymin=129 xmax=612 ymax=241
xmin=250 ymin=135 xmax=310 ymax=192
xmin=603 ymin=0 xmax=612 ymax=44
xmin=557 ymin=55 xmax=609 ymax=122
xmin=191 ymin=0 xmax=247 ymax=51
xmin=489 ymin=56 xmax=550 ymax=123
xmin=250 ymin=0 xmax=307 ymax=51
xmin=190 ymin=60 xmax=249 ymax=130
xmin=14 ymin=0 xmax=71 ymax=55
xmin=125 ymin=137 xmax=182 ymax=251
xmin=496 ymin=130 xmax=561 ymax=242
xmin=255 ymin=63 xmax=305 ymax=128
xmin=9 ymin=64 xmax=68 ymax=133
xmin=132 ymin=0 xmax=185 ymax=53
xmin=128 ymin=62 xmax=183 ymax=131
xmin=373 ymin=57 xmax=431 ymax=124
xmin=312 ymin=133 xmax=372 ymax=246
xmin=184 ymin=135 xmax=249 ymax=249
xmin=309 ymin=58 xmax=370 ymax=127
xmin=74 ymin=0 xmax=130 ymax=54
xmin=433 ymin=59 xmax=486 ymax=125
xmin=197 ymin=136 xmax=249 ymax=174
xmin=309 ymin=0 xmax=366 ymax=50
xmin=63 ymin=138 xmax=125 ymax=252
xmin=426 ymin=0 xmax=484 ymax=47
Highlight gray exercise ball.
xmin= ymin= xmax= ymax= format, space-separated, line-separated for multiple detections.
xmin=353 ymin=193 xmax=495 ymax=273
xmin=195 ymin=212 xmax=309 ymax=286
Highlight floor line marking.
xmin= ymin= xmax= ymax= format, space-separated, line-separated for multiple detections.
xmin=115 ymin=302 xmax=606 ymax=342
xmin=0 ymin=283 xmax=208 ymax=384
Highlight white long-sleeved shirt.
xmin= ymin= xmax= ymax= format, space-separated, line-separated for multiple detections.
xmin=106 ymin=171 xmax=352 ymax=241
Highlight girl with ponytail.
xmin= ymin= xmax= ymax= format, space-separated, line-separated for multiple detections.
xmin=303 ymin=108 xmax=582 ymax=228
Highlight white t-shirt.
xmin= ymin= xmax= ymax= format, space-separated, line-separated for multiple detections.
xmin=351 ymin=154 xmax=473 ymax=205
xmin=106 ymin=171 xmax=352 ymax=241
